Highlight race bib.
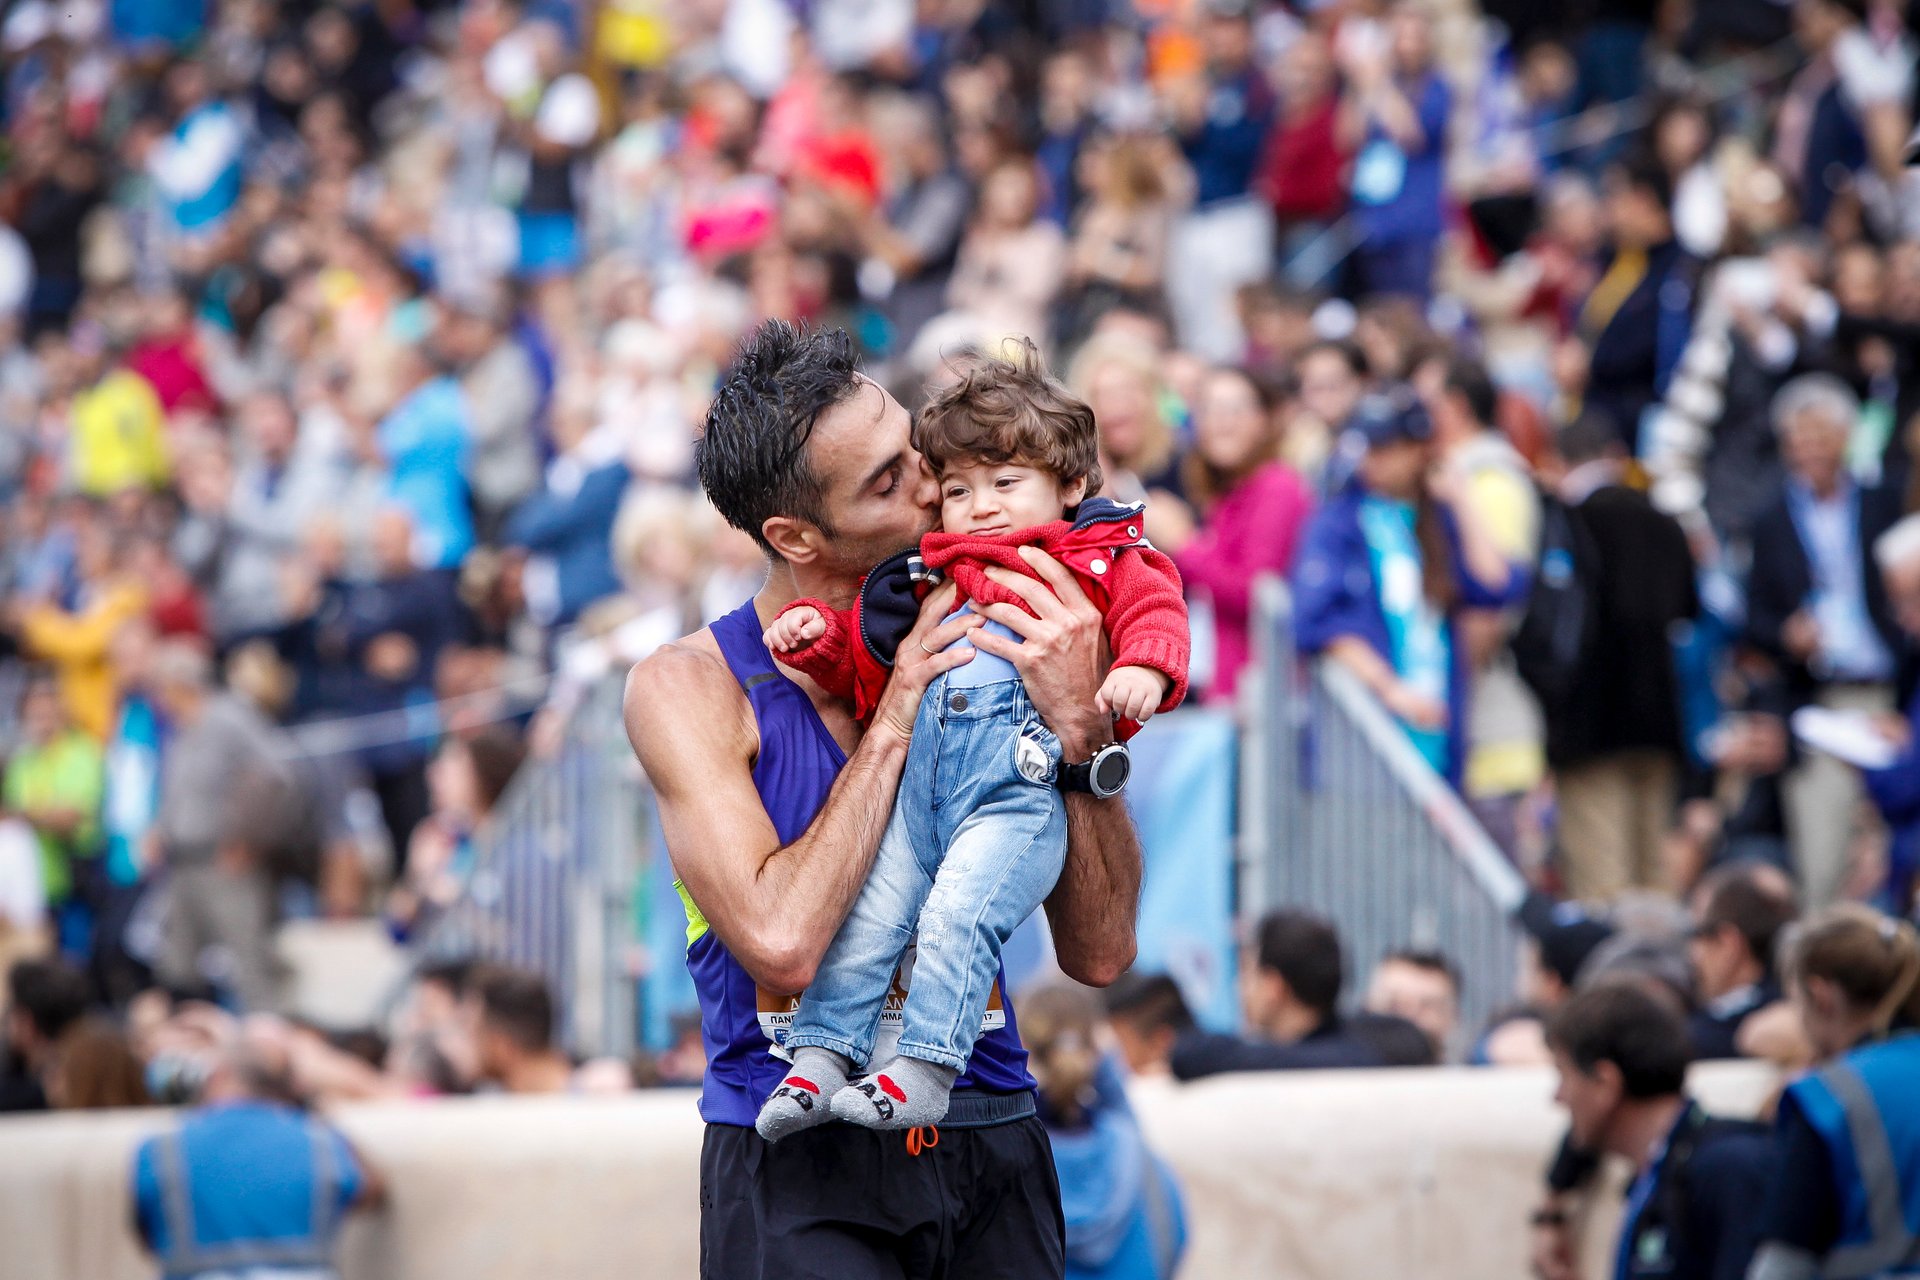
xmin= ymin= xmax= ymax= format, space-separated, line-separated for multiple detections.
xmin=1352 ymin=139 xmax=1407 ymax=206
xmin=757 ymin=941 xmax=1006 ymax=1067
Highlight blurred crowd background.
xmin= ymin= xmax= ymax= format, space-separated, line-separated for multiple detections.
xmin=1 ymin=0 xmax=1919 ymax=1269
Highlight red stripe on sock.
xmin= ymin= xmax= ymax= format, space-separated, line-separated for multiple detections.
xmin=783 ymin=1077 xmax=819 ymax=1094
xmin=876 ymin=1074 xmax=907 ymax=1102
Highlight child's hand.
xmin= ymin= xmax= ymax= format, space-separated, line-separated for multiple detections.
xmin=1097 ymin=665 xmax=1171 ymax=722
xmin=765 ymin=606 xmax=825 ymax=654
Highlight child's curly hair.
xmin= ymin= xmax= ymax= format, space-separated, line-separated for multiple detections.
xmin=913 ymin=339 xmax=1103 ymax=497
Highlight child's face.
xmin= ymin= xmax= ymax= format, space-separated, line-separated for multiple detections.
xmin=939 ymin=460 xmax=1085 ymax=537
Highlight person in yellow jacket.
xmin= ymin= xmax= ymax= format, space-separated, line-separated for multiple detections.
xmin=68 ymin=347 xmax=170 ymax=497
xmin=17 ymin=520 xmax=149 ymax=740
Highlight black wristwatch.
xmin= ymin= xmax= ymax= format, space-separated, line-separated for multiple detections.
xmin=1058 ymin=741 xmax=1131 ymax=798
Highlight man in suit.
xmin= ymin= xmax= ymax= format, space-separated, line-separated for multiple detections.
xmin=1546 ymin=413 xmax=1699 ymax=902
xmin=1744 ymin=373 xmax=1905 ymax=908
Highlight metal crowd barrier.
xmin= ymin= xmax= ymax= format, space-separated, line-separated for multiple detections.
xmin=409 ymin=677 xmax=648 ymax=1059
xmin=1240 ymin=576 xmax=1529 ymax=1053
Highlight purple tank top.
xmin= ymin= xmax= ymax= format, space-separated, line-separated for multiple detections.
xmin=684 ymin=600 xmax=1034 ymax=1125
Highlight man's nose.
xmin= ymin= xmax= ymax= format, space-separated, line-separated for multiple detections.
xmin=910 ymin=455 xmax=939 ymax=510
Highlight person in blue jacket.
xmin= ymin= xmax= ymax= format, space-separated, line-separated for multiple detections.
xmin=1860 ymin=513 xmax=1920 ymax=915
xmin=1749 ymin=905 xmax=1920 ymax=1280
xmin=1023 ymin=983 xmax=1186 ymax=1280
xmin=1292 ymin=387 xmax=1525 ymax=787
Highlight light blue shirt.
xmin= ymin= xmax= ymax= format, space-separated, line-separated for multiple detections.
xmin=1787 ymin=480 xmax=1894 ymax=682
xmin=940 ymin=601 xmax=1022 ymax=689
xmin=1358 ymin=497 xmax=1451 ymax=775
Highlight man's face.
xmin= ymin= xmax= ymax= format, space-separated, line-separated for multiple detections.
xmin=1780 ymin=408 xmax=1850 ymax=490
xmin=802 ymin=378 xmax=940 ymax=579
xmin=1885 ymin=557 xmax=1920 ymax=638
xmin=1109 ymin=1018 xmax=1173 ymax=1077
xmin=1238 ymin=954 xmax=1284 ymax=1033
xmin=1298 ymin=351 xmax=1361 ymax=429
xmin=1688 ymin=922 xmax=1747 ymax=1002
xmin=1366 ymin=960 xmax=1458 ymax=1054
xmin=1551 ymin=1049 xmax=1620 ymax=1151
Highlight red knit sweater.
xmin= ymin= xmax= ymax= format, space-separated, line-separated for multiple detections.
xmin=777 ymin=498 xmax=1189 ymax=738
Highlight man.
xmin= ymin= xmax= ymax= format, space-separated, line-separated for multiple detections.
xmin=173 ymin=390 xmax=347 ymax=640
xmin=1774 ymin=0 xmax=1914 ymax=231
xmin=0 ymin=958 xmax=89 ymax=1112
xmin=1539 ymin=412 xmax=1698 ymax=902
xmin=1685 ymin=862 xmax=1798 ymax=1060
xmin=859 ymin=96 xmax=971 ymax=360
xmin=1365 ymin=950 xmax=1461 ymax=1062
xmin=1165 ymin=0 xmax=1275 ymax=361
xmin=1746 ymin=374 xmax=1905 ymax=909
xmin=433 ymin=287 xmax=540 ymax=542
xmin=131 ymin=1033 xmax=384 ymax=1277
xmin=1517 ymin=891 xmax=1618 ymax=1012
xmin=1102 ymin=972 xmax=1197 ymax=1079
xmin=1579 ymin=153 xmax=1698 ymax=453
xmin=1535 ymin=978 xmax=1773 ymax=1280
xmin=150 ymin=641 xmax=290 ymax=1012
xmin=1428 ymin=355 xmax=1543 ymax=856
xmin=1857 ymin=513 xmax=1920 ymax=913
xmin=625 ymin=320 xmax=1141 ymax=1276
xmin=1170 ymin=909 xmax=1432 ymax=1079
xmin=472 ymin=966 xmax=576 ymax=1095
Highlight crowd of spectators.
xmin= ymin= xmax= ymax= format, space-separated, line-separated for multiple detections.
xmin=2 ymin=0 xmax=1920 ymax=1271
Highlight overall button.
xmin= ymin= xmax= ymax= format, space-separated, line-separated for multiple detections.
xmin=948 ymin=692 xmax=969 ymax=712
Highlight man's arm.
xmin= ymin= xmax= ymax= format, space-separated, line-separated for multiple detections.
xmin=969 ymin=548 xmax=1142 ymax=986
xmin=624 ymin=588 xmax=981 ymax=994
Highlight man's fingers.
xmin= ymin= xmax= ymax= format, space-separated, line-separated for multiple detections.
xmin=1017 ymin=546 xmax=1097 ymax=614
xmin=976 ymin=599 xmax=1046 ymax=639
xmin=919 ymin=612 xmax=984 ymax=654
xmin=981 ymin=563 xmax=1070 ymax=622
xmin=967 ymin=627 xmax=1022 ymax=662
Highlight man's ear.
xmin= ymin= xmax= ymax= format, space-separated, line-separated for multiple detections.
xmin=1592 ymin=1058 xmax=1625 ymax=1102
xmin=761 ymin=516 xmax=821 ymax=566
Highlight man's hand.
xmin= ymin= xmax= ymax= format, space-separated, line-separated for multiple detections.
xmin=1528 ymin=1198 xmax=1579 ymax=1280
xmin=971 ymin=547 xmax=1110 ymax=759
xmin=870 ymin=581 xmax=981 ymax=745
xmin=1782 ymin=610 xmax=1822 ymax=662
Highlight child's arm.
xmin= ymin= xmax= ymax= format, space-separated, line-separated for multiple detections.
xmin=1098 ymin=665 xmax=1172 ymax=722
xmin=765 ymin=598 xmax=859 ymax=703
xmin=1100 ymin=546 xmax=1191 ymax=715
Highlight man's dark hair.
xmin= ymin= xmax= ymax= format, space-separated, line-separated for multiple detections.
xmin=1443 ymin=357 xmax=1498 ymax=430
xmin=1611 ymin=150 xmax=1675 ymax=217
xmin=698 ymin=320 xmax=861 ymax=557
xmin=6 ymin=960 xmax=90 ymax=1042
xmin=1102 ymin=972 xmax=1197 ymax=1035
xmin=475 ymin=967 xmax=555 ymax=1054
xmin=1545 ymin=976 xmax=1692 ymax=1098
xmin=1382 ymin=949 xmax=1463 ymax=998
xmin=1556 ymin=409 xmax=1624 ymax=466
xmin=1696 ymin=866 xmax=1798 ymax=976
xmin=1253 ymin=910 xmax=1344 ymax=1018
xmin=418 ymin=958 xmax=477 ymax=1000
xmin=1298 ymin=339 xmax=1370 ymax=379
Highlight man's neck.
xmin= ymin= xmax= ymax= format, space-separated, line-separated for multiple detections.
xmin=503 ymin=1052 xmax=575 ymax=1095
xmin=1609 ymin=1095 xmax=1688 ymax=1175
xmin=758 ymin=558 xmax=859 ymax=617
xmin=1264 ymin=1002 xmax=1327 ymax=1046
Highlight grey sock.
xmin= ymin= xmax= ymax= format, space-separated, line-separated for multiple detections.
xmin=830 ymin=1055 xmax=959 ymax=1130
xmin=755 ymin=1047 xmax=852 ymax=1143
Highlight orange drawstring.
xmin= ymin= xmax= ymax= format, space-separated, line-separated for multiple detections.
xmin=906 ymin=1125 xmax=940 ymax=1156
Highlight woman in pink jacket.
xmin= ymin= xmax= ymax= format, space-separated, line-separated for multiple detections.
xmin=1161 ymin=365 xmax=1314 ymax=706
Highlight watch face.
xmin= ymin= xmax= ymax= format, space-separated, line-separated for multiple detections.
xmin=1091 ymin=747 xmax=1131 ymax=795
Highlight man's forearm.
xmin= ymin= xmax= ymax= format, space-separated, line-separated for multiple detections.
xmin=1046 ymin=793 xmax=1141 ymax=987
xmin=752 ymin=727 xmax=911 ymax=992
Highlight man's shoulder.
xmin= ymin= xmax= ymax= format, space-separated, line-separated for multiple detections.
xmin=625 ymin=628 xmax=737 ymax=714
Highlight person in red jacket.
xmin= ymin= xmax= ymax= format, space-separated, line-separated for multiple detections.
xmin=754 ymin=341 xmax=1188 ymax=1141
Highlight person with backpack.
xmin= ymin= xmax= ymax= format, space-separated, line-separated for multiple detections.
xmin=1520 ymin=411 xmax=1698 ymax=903
xmin=1534 ymin=977 xmax=1774 ymax=1280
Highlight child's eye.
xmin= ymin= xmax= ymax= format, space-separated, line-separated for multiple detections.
xmin=995 ymin=476 xmax=1019 ymax=489
xmin=945 ymin=486 xmax=967 ymax=501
